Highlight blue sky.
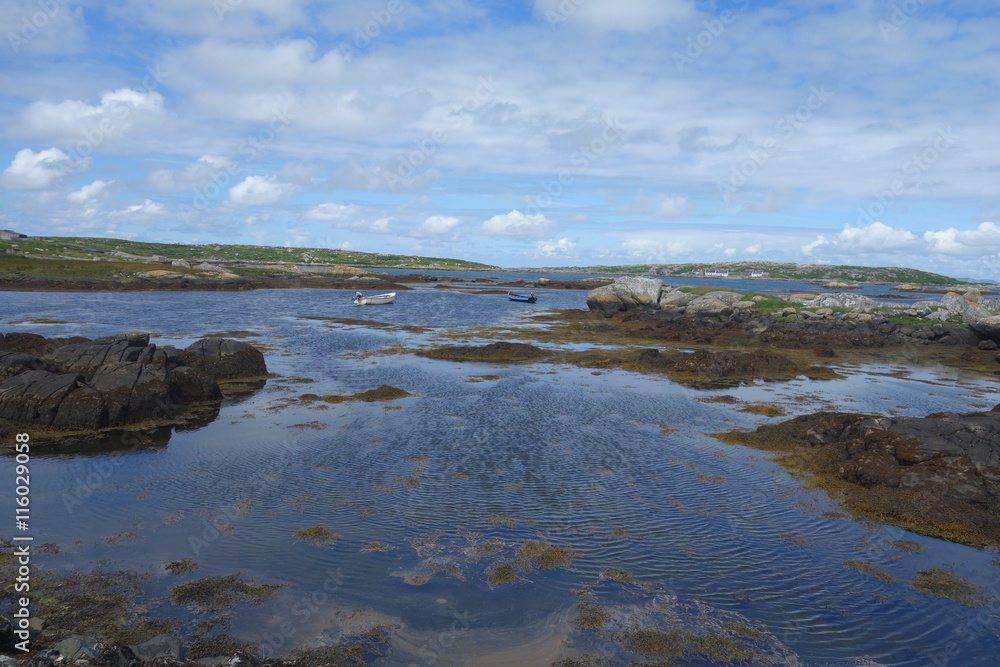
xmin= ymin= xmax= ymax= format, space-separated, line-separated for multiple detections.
xmin=1 ymin=0 xmax=998 ymax=277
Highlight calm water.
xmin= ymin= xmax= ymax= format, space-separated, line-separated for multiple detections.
xmin=2 ymin=287 xmax=999 ymax=665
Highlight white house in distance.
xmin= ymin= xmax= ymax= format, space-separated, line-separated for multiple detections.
xmin=0 ymin=229 xmax=27 ymax=240
xmin=704 ymin=269 xmax=730 ymax=277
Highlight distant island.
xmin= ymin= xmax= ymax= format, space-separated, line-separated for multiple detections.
xmin=526 ymin=261 xmax=967 ymax=286
xmin=0 ymin=232 xmax=979 ymax=289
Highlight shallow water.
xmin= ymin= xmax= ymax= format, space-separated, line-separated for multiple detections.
xmin=2 ymin=287 xmax=999 ymax=665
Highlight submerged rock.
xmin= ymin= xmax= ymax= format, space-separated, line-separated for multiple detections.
xmin=418 ymin=341 xmax=548 ymax=362
xmin=716 ymin=406 xmax=1000 ymax=548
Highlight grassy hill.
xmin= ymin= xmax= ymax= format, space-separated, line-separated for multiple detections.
xmin=0 ymin=235 xmax=972 ymax=286
xmin=537 ymin=261 xmax=968 ymax=285
xmin=0 ymin=236 xmax=496 ymax=271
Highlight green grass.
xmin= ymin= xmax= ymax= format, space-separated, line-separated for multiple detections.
xmin=0 ymin=254 xmax=214 ymax=280
xmin=746 ymin=294 xmax=799 ymax=314
xmin=536 ymin=260 xmax=969 ymax=285
xmin=1 ymin=236 xmax=496 ymax=270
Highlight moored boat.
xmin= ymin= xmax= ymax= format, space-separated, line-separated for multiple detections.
xmin=507 ymin=291 xmax=537 ymax=303
xmin=353 ymin=291 xmax=396 ymax=305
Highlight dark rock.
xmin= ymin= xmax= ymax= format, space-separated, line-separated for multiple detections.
xmin=181 ymin=338 xmax=268 ymax=380
xmin=51 ymin=637 xmax=100 ymax=662
xmin=979 ymin=339 xmax=998 ymax=350
xmin=169 ymin=365 xmax=222 ymax=402
xmin=128 ymin=634 xmax=185 ymax=662
xmin=54 ymin=385 xmax=109 ymax=429
xmin=88 ymin=362 xmax=172 ymax=424
xmin=93 ymin=332 xmax=150 ymax=347
xmin=0 ymin=370 xmax=83 ymax=426
xmin=43 ymin=336 xmax=152 ymax=376
xmin=0 ymin=350 xmax=47 ymax=380
xmin=0 ymin=614 xmax=13 ymax=650
xmin=0 ymin=333 xmax=266 ymax=432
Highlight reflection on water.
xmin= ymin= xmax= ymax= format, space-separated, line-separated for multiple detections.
xmin=1 ymin=288 xmax=999 ymax=665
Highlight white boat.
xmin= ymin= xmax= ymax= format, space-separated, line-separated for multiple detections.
xmin=353 ymin=291 xmax=395 ymax=306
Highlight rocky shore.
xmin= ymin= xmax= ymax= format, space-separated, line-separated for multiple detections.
xmin=715 ymin=406 xmax=1000 ymax=548
xmin=577 ymin=276 xmax=1000 ymax=348
xmin=0 ymin=332 xmax=268 ymax=438
xmin=0 ymin=272 xmax=409 ymax=293
xmin=0 ymin=626 xmax=386 ymax=667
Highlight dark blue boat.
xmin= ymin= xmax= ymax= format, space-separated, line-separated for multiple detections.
xmin=507 ymin=291 xmax=537 ymax=303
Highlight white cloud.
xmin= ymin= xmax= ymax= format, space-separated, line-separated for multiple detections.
xmin=68 ymin=179 xmax=114 ymax=203
xmin=802 ymin=235 xmax=830 ymax=256
xmin=148 ymin=156 xmax=232 ymax=193
xmin=924 ymin=222 xmax=1000 ymax=257
xmin=228 ymin=175 xmax=298 ymax=207
xmin=0 ymin=1 xmax=87 ymax=55
xmin=108 ymin=199 xmax=165 ymax=221
xmin=655 ymin=195 xmax=695 ymax=220
xmin=413 ymin=215 xmax=460 ymax=237
xmin=301 ymin=203 xmax=390 ymax=234
xmin=1 ymin=148 xmax=87 ymax=189
xmin=303 ymin=203 xmax=363 ymax=222
xmin=480 ymin=210 xmax=553 ymax=237
xmin=535 ymin=0 xmax=694 ymax=31
xmin=836 ymin=222 xmax=919 ymax=251
xmin=537 ymin=237 xmax=576 ymax=256
xmin=22 ymin=89 xmax=165 ymax=142
xmin=115 ymin=0 xmax=308 ymax=37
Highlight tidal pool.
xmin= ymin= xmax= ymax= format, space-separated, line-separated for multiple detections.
xmin=2 ymin=287 xmax=998 ymax=665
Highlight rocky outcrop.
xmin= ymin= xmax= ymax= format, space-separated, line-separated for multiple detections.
xmin=583 ymin=281 xmax=997 ymax=347
xmin=717 ymin=406 xmax=1000 ymax=547
xmin=586 ymin=277 xmax=664 ymax=312
xmin=180 ymin=337 xmax=268 ymax=380
xmin=939 ymin=291 xmax=1000 ymax=340
xmin=807 ymin=292 xmax=878 ymax=311
xmin=0 ymin=332 xmax=264 ymax=432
